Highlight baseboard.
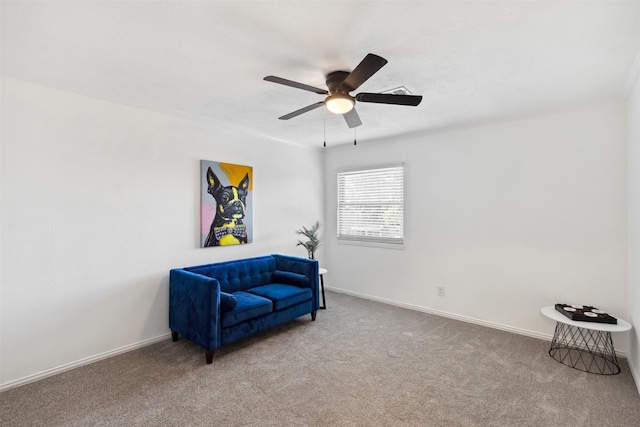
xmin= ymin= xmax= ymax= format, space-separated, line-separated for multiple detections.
xmin=325 ymin=286 xmax=630 ymax=357
xmin=3 ymin=292 xmax=637 ymax=394
xmin=629 ymin=357 xmax=640 ymax=396
xmin=0 ymin=332 xmax=172 ymax=392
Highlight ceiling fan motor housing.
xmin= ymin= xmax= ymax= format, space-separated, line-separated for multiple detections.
xmin=325 ymin=71 xmax=351 ymax=94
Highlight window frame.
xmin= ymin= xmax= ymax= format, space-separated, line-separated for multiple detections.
xmin=336 ymin=163 xmax=405 ymax=249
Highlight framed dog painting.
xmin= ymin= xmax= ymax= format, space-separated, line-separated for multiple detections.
xmin=200 ymin=160 xmax=253 ymax=247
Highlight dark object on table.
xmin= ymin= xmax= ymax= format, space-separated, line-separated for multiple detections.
xmin=555 ymin=303 xmax=617 ymax=324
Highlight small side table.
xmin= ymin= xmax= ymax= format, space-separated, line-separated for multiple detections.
xmin=318 ymin=268 xmax=327 ymax=309
xmin=541 ymin=306 xmax=632 ymax=375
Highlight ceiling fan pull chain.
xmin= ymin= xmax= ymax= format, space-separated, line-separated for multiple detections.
xmin=354 ymin=127 xmax=357 ymax=146
xmin=323 ymin=106 xmax=327 ymax=148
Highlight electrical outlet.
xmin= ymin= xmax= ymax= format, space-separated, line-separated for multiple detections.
xmin=437 ymin=287 xmax=445 ymax=297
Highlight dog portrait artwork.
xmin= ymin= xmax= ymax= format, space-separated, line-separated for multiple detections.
xmin=200 ymin=161 xmax=253 ymax=247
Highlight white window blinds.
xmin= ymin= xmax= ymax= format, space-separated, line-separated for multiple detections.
xmin=337 ymin=164 xmax=404 ymax=245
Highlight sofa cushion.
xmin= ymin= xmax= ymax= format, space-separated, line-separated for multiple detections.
xmin=271 ymin=270 xmax=309 ymax=288
xmin=247 ymin=284 xmax=312 ymax=311
xmin=219 ymin=292 xmax=238 ymax=312
xmin=221 ymin=291 xmax=273 ymax=328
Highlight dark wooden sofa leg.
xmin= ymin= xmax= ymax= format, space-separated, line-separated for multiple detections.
xmin=311 ymin=311 xmax=317 ymax=321
xmin=171 ymin=330 xmax=179 ymax=342
xmin=206 ymin=351 xmax=214 ymax=364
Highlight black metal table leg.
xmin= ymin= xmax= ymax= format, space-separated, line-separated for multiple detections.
xmin=548 ymin=321 xmax=620 ymax=375
xmin=320 ymin=274 xmax=326 ymax=309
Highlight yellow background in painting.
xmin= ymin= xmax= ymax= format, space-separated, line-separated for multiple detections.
xmin=219 ymin=163 xmax=253 ymax=191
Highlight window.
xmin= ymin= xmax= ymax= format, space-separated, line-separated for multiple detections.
xmin=337 ymin=164 xmax=404 ymax=246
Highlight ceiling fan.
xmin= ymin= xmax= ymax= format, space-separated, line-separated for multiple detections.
xmin=264 ymin=53 xmax=422 ymax=128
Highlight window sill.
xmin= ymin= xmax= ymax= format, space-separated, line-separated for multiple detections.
xmin=337 ymin=239 xmax=405 ymax=250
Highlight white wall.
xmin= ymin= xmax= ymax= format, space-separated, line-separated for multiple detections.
xmin=324 ymin=102 xmax=629 ymax=350
xmin=1 ymin=75 xmax=633 ymax=390
xmin=628 ymin=67 xmax=640 ymax=387
xmin=0 ymin=77 xmax=324 ymax=388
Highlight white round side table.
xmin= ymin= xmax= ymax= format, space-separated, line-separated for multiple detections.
xmin=541 ymin=306 xmax=631 ymax=375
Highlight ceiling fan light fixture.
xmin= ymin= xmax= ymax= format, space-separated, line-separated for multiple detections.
xmin=325 ymin=93 xmax=354 ymax=115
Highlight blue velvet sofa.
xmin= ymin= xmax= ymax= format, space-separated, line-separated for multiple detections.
xmin=169 ymin=254 xmax=320 ymax=363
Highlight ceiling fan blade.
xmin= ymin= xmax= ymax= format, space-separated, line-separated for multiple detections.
xmin=341 ymin=54 xmax=388 ymax=92
xmin=355 ymin=93 xmax=423 ymax=106
xmin=264 ymin=76 xmax=329 ymax=95
xmin=343 ymin=108 xmax=362 ymax=128
xmin=278 ymin=101 xmax=325 ymax=120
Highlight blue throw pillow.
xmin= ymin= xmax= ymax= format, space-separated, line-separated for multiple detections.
xmin=220 ymin=292 xmax=238 ymax=312
xmin=272 ymin=270 xmax=309 ymax=288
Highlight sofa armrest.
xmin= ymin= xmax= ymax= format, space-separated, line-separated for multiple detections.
xmin=169 ymin=269 xmax=221 ymax=351
xmin=272 ymin=254 xmax=320 ymax=310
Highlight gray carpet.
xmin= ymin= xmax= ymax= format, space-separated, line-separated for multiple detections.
xmin=1 ymin=291 xmax=639 ymax=426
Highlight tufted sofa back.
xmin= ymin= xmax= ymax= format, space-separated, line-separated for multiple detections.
xmin=185 ymin=255 xmax=276 ymax=293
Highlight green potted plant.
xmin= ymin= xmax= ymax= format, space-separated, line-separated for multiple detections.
xmin=295 ymin=221 xmax=322 ymax=260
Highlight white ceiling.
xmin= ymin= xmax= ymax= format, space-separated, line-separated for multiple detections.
xmin=3 ymin=1 xmax=640 ymax=148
